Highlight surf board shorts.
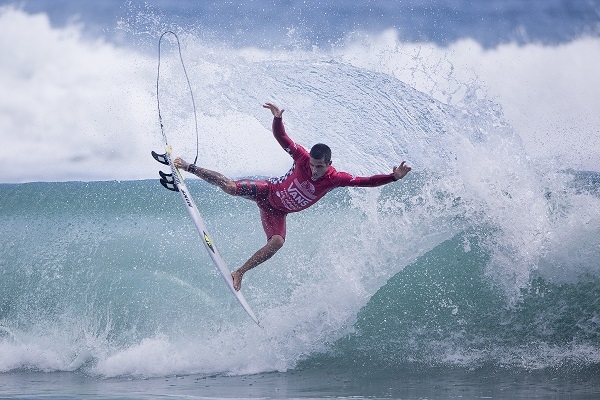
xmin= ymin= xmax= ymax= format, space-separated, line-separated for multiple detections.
xmin=235 ymin=179 xmax=287 ymax=241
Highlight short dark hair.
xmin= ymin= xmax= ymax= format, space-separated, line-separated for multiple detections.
xmin=310 ymin=143 xmax=331 ymax=163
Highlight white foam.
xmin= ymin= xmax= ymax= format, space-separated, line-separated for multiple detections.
xmin=335 ymin=30 xmax=600 ymax=171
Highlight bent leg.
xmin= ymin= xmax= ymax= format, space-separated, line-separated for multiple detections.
xmin=232 ymin=235 xmax=284 ymax=291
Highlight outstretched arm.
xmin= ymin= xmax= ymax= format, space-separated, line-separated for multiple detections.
xmin=342 ymin=161 xmax=412 ymax=187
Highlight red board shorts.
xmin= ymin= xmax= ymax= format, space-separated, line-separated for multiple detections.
xmin=235 ymin=179 xmax=287 ymax=241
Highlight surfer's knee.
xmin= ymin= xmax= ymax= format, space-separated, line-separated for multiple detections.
xmin=268 ymin=235 xmax=285 ymax=252
xmin=222 ymin=181 xmax=237 ymax=195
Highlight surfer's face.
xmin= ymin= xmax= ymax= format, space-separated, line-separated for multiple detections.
xmin=309 ymin=157 xmax=330 ymax=180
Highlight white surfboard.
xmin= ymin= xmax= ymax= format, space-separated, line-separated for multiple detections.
xmin=152 ymin=146 xmax=261 ymax=327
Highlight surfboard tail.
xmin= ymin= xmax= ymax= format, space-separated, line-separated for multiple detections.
xmin=152 ymin=151 xmax=179 ymax=191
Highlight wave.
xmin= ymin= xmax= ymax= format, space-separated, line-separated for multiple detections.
xmin=1 ymin=170 xmax=599 ymax=377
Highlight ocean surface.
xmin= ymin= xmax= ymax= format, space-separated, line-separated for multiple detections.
xmin=2 ymin=0 xmax=600 ymax=398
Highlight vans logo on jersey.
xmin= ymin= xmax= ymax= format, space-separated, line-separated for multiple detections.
xmin=289 ymin=178 xmax=316 ymax=201
xmin=278 ymin=178 xmax=318 ymax=210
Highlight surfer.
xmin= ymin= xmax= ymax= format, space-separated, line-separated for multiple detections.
xmin=174 ymin=103 xmax=411 ymax=291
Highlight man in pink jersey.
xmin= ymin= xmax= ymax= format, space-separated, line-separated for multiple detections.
xmin=174 ymin=103 xmax=411 ymax=291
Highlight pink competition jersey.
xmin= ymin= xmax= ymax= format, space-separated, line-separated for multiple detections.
xmin=266 ymin=117 xmax=397 ymax=213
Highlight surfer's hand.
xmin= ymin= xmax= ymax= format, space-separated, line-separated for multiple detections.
xmin=393 ymin=161 xmax=412 ymax=180
xmin=263 ymin=102 xmax=284 ymax=118
xmin=174 ymin=157 xmax=189 ymax=171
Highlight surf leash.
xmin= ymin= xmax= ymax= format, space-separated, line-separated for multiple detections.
xmin=156 ymin=31 xmax=200 ymax=165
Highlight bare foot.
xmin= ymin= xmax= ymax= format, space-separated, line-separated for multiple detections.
xmin=231 ymin=270 xmax=243 ymax=291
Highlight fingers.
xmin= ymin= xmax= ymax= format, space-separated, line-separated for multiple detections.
xmin=173 ymin=157 xmax=186 ymax=169
xmin=263 ymin=102 xmax=277 ymax=111
xmin=393 ymin=161 xmax=412 ymax=180
xmin=398 ymin=161 xmax=411 ymax=170
xmin=263 ymin=102 xmax=284 ymax=117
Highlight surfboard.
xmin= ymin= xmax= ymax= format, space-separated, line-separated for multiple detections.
xmin=152 ymin=146 xmax=261 ymax=327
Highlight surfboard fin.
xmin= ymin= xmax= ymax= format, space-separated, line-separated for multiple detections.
xmin=151 ymin=150 xmax=169 ymax=166
xmin=157 ymin=171 xmax=178 ymax=192
xmin=159 ymin=170 xmax=174 ymax=183
xmin=159 ymin=178 xmax=179 ymax=192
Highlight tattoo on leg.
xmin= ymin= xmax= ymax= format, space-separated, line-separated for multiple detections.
xmin=197 ymin=168 xmax=230 ymax=188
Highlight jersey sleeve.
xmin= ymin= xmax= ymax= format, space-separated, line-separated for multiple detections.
xmin=334 ymin=171 xmax=397 ymax=188
xmin=272 ymin=117 xmax=307 ymax=159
